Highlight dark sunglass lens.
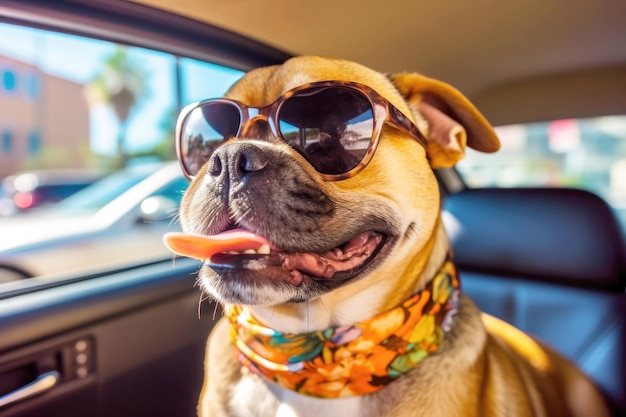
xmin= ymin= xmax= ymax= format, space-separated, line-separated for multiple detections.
xmin=180 ymin=102 xmax=240 ymax=176
xmin=278 ymin=87 xmax=374 ymax=175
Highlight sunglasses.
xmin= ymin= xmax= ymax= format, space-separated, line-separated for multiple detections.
xmin=175 ymin=80 xmax=428 ymax=181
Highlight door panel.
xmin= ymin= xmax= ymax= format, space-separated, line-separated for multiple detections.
xmin=0 ymin=259 xmax=216 ymax=417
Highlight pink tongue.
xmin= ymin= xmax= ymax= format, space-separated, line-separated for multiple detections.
xmin=163 ymin=230 xmax=270 ymax=261
xmin=163 ymin=230 xmax=382 ymax=281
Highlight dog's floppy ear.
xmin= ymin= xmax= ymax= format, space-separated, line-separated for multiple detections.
xmin=390 ymin=73 xmax=500 ymax=168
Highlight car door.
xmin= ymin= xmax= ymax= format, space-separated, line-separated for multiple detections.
xmin=0 ymin=2 xmax=289 ymax=416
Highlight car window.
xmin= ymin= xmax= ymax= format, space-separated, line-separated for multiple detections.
xmin=52 ymin=164 xmax=160 ymax=214
xmin=0 ymin=21 xmax=244 ymax=286
xmin=456 ymin=116 xmax=626 ymax=231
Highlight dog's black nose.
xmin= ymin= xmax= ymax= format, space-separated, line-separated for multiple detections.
xmin=208 ymin=143 xmax=269 ymax=180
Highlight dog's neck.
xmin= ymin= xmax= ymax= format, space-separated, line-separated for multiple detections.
xmin=249 ymin=222 xmax=450 ymax=334
xmin=225 ymin=241 xmax=459 ymax=398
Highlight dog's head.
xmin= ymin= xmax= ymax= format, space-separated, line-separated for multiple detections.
xmin=169 ymin=56 xmax=499 ymax=307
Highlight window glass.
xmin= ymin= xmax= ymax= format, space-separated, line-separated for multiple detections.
xmin=0 ymin=22 xmax=244 ymax=286
xmin=180 ymin=58 xmax=243 ymax=104
xmin=456 ymin=116 xmax=626 ymax=231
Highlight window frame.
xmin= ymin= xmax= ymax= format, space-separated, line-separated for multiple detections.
xmin=0 ymin=0 xmax=291 ymax=72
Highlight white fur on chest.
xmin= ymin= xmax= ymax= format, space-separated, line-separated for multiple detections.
xmin=274 ymin=389 xmax=363 ymax=417
xmin=249 ymin=280 xmax=392 ymax=334
xmin=230 ymin=374 xmax=364 ymax=417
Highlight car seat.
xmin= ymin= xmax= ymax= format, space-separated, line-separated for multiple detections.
xmin=443 ymin=187 xmax=626 ymax=416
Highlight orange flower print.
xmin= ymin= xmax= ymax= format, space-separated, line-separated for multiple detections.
xmin=226 ymin=260 xmax=460 ymax=398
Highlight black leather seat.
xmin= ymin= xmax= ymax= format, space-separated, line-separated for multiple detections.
xmin=443 ymin=187 xmax=626 ymax=416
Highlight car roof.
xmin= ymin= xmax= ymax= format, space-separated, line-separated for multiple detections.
xmin=131 ymin=0 xmax=626 ymax=126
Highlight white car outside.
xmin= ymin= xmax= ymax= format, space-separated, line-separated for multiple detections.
xmin=0 ymin=162 xmax=188 ymax=282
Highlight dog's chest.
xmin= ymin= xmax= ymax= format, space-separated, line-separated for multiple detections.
xmin=229 ymin=374 xmax=366 ymax=417
xmin=274 ymin=391 xmax=364 ymax=417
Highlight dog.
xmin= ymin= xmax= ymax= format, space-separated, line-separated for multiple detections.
xmin=164 ymin=56 xmax=611 ymax=417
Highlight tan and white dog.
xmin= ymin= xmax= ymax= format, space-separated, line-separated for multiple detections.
xmin=165 ymin=56 xmax=610 ymax=417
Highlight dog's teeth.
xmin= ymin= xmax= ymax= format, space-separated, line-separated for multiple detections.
xmin=221 ymin=246 xmax=270 ymax=256
xmin=257 ymin=244 xmax=271 ymax=255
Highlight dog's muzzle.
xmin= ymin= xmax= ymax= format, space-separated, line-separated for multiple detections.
xmin=165 ymin=139 xmax=395 ymax=303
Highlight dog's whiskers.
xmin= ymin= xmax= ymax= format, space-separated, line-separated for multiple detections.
xmin=193 ymin=276 xmax=202 ymax=289
xmin=230 ymin=203 xmax=255 ymax=231
xmin=198 ymin=291 xmax=214 ymax=319
xmin=168 ymin=211 xmax=181 ymax=228
xmin=212 ymin=299 xmax=220 ymax=321
xmin=195 ymin=280 xmax=215 ymax=319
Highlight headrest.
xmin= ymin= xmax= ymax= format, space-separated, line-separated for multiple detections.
xmin=443 ymin=188 xmax=626 ymax=290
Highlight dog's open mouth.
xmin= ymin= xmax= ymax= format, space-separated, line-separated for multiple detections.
xmin=163 ymin=229 xmax=384 ymax=284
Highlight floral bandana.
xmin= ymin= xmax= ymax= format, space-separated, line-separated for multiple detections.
xmin=225 ymin=260 xmax=460 ymax=398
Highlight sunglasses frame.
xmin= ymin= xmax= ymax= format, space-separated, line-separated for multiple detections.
xmin=175 ymin=80 xmax=429 ymax=181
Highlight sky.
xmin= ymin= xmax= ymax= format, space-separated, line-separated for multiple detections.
xmin=0 ymin=22 xmax=243 ymax=155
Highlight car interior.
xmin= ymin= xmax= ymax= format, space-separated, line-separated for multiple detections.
xmin=0 ymin=1 xmax=624 ymax=416
xmin=444 ymin=187 xmax=626 ymax=415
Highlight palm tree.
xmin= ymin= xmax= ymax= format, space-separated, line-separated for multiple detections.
xmin=85 ymin=47 xmax=149 ymax=167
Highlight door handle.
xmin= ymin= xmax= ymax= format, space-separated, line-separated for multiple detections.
xmin=0 ymin=370 xmax=59 ymax=409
